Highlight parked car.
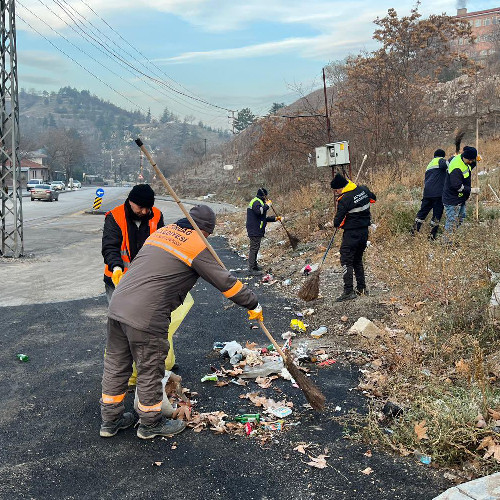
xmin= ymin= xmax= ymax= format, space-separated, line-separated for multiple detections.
xmin=50 ymin=181 xmax=66 ymax=191
xmin=31 ymin=184 xmax=59 ymax=202
xmin=26 ymin=179 xmax=44 ymax=192
xmin=70 ymin=180 xmax=81 ymax=189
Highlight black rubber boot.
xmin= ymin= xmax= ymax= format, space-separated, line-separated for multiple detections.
xmin=335 ymin=290 xmax=357 ymax=302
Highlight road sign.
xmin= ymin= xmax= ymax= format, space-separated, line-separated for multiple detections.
xmin=96 ymin=188 xmax=104 ymax=197
xmin=93 ymin=197 xmax=103 ymax=211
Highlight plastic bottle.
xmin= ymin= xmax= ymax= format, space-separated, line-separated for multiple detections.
xmin=16 ymin=354 xmax=29 ymax=362
xmin=310 ymin=326 xmax=327 ymax=338
xmin=234 ymin=414 xmax=260 ymax=423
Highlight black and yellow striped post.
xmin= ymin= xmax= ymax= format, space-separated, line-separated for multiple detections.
xmin=92 ymin=188 xmax=105 ymax=212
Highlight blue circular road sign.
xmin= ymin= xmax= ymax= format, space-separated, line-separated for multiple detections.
xmin=96 ymin=188 xmax=105 ymax=197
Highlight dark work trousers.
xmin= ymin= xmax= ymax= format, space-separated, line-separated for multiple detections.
xmin=414 ymin=197 xmax=444 ymax=234
xmin=105 ymin=283 xmax=114 ymax=304
xmin=248 ymin=236 xmax=262 ymax=269
xmin=339 ymin=228 xmax=368 ymax=293
xmin=100 ymin=318 xmax=169 ymax=426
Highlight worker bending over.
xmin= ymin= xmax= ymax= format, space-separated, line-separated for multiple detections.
xmin=100 ymin=205 xmax=263 ymax=440
xmin=331 ymin=174 xmax=376 ymax=302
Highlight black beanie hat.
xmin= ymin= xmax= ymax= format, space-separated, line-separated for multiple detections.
xmin=257 ymin=187 xmax=268 ymax=199
xmin=190 ymin=205 xmax=216 ymax=234
xmin=128 ymin=184 xmax=155 ymax=208
xmin=462 ymin=146 xmax=477 ymax=161
xmin=434 ymin=149 xmax=445 ymax=158
xmin=330 ymin=173 xmax=349 ymax=190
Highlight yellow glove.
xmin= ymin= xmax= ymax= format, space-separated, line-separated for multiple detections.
xmin=112 ymin=267 xmax=124 ymax=286
xmin=476 ymin=154 xmax=482 ymax=162
xmin=266 ymin=199 xmax=272 ymax=206
xmin=248 ymin=304 xmax=263 ymax=322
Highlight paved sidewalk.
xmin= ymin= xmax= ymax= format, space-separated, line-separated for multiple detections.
xmin=434 ymin=473 xmax=500 ymax=499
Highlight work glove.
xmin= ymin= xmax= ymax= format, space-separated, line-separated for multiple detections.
xmin=266 ymin=199 xmax=272 ymax=206
xmin=111 ymin=267 xmax=124 ymax=286
xmin=248 ymin=304 xmax=263 ymax=322
xmin=276 ymin=216 xmax=283 ymax=221
xmin=370 ymin=223 xmax=377 ymax=232
xmin=471 ymin=187 xmax=480 ymax=194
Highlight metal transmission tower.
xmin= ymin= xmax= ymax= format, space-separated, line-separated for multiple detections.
xmin=0 ymin=0 xmax=22 ymax=257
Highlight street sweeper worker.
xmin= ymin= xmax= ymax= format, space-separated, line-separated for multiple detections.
xmin=102 ymin=184 xmax=164 ymax=302
xmin=442 ymin=146 xmax=480 ymax=234
xmin=411 ymin=149 xmax=448 ymax=240
xmin=331 ymin=173 xmax=376 ymax=302
xmin=246 ymin=187 xmax=280 ymax=273
xmin=100 ymin=204 xmax=263 ymax=439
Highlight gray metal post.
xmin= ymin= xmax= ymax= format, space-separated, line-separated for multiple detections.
xmin=0 ymin=0 xmax=22 ymax=257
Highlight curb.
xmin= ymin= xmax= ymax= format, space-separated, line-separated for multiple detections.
xmin=433 ymin=472 xmax=500 ymax=499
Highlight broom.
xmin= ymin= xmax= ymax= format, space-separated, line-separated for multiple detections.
xmin=454 ymin=128 xmax=466 ymax=155
xmin=269 ymin=204 xmax=299 ymax=250
xmin=135 ymin=138 xmax=326 ymax=411
xmin=298 ymin=228 xmax=338 ymax=302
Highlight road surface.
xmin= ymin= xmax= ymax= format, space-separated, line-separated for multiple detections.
xmin=0 ymin=190 xmax=450 ymax=499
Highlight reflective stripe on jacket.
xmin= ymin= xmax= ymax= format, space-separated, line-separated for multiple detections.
xmin=334 ymin=182 xmax=376 ymax=230
xmin=246 ymin=196 xmax=275 ymax=237
xmin=423 ymin=156 xmax=448 ymax=198
xmin=442 ymin=155 xmax=471 ymax=206
xmin=108 ymin=223 xmax=258 ymax=334
xmin=103 ymin=204 xmax=162 ymax=278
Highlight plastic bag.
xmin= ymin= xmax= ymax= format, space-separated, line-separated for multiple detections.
xmin=240 ymin=358 xmax=284 ymax=379
xmin=134 ymin=371 xmax=174 ymax=417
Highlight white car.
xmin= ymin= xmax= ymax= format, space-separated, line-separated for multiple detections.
xmin=72 ymin=180 xmax=81 ymax=189
xmin=50 ymin=181 xmax=66 ymax=191
xmin=26 ymin=179 xmax=44 ymax=192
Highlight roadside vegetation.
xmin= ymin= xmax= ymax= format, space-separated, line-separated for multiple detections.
xmin=171 ymin=7 xmax=500 ymax=479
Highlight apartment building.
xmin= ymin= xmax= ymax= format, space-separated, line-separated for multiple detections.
xmin=454 ymin=7 xmax=500 ymax=59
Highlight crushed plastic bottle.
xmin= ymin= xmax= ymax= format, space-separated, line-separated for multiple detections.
xmin=310 ymin=326 xmax=327 ymax=338
xmin=240 ymin=358 xmax=284 ymax=379
xmin=201 ymin=374 xmax=218 ymax=382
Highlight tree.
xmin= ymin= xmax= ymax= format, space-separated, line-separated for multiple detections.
xmin=269 ymin=102 xmax=286 ymax=115
xmin=234 ymin=108 xmax=256 ymax=132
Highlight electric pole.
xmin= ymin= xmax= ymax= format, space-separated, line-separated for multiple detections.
xmin=0 ymin=0 xmax=22 ymax=257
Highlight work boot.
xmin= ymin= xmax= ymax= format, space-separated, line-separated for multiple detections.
xmin=356 ymin=288 xmax=369 ymax=296
xmin=335 ymin=290 xmax=357 ymax=302
xmin=137 ymin=418 xmax=186 ymax=440
xmin=100 ymin=412 xmax=136 ymax=438
xmin=429 ymin=226 xmax=439 ymax=240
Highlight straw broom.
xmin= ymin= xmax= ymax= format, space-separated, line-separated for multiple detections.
xmin=298 ymin=228 xmax=338 ymax=302
xmin=135 ymin=138 xmax=325 ymax=411
xmin=269 ymin=204 xmax=299 ymax=250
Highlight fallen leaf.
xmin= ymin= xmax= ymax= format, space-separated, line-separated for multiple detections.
xmin=414 ymin=420 xmax=429 ymax=441
xmin=363 ymin=450 xmax=372 ymax=457
xmin=215 ymin=381 xmax=229 ymax=387
xmin=153 ymin=461 xmax=163 ymax=466
xmin=245 ymin=341 xmax=258 ymax=350
xmin=294 ymin=444 xmax=309 ymax=454
xmin=489 ymin=408 xmax=500 ymax=420
xmin=171 ymin=442 xmax=177 ymax=450
xmin=361 ymin=467 xmax=373 ymax=475
xmin=307 ymin=454 xmax=329 ymax=469
xmin=455 ymin=359 xmax=471 ymax=377
xmin=340 ymin=315 xmax=348 ymax=322
xmin=477 ymin=435 xmax=496 ymax=451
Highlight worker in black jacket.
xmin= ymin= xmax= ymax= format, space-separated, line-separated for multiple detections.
xmin=332 ymin=174 xmax=376 ymax=302
xmin=245 ymin=187 xmax=280 ymax=273
xmin=102 ymin=184 xmax=164 ymax=302
xmin=412 ymin=149 xmax=447 ymax=240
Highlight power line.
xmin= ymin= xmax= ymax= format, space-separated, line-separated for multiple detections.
xmin=16 ymin=10 xmax=149 ymax=114
xmin=47 ymin=0 xmax=225 ymax=119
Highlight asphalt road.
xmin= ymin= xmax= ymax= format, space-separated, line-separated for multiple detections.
xmin=0 ymin=193 xmax=450 ymax=499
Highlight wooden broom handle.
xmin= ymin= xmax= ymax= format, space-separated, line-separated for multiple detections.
xmin=135 ymin=139 xmax=226 ymax=270
xmin=258 ymin=320 xmax=287 ymax=360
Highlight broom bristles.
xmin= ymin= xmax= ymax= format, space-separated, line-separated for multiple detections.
xmin=287 ymin=232 xmax=300 ymax=250
xmin=285 ymin=355 xmax=325 ymax=411
xmin=297 ymin=271 xmax=320 ymax=301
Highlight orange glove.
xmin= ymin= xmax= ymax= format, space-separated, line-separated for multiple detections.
xmin=112 ymin=267 xmax=123 ymax=286
xmin=275 ymin=216 xmax=282 ymax=221
xmin=248 ymin=304 xmax=263 ymax=322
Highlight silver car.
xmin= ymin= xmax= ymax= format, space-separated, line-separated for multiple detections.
xmin=50 ymin=181 xmax=66 ymax=191
xmin=31 ymin=184 xmax=59 ymax=202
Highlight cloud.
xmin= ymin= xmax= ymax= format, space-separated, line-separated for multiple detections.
xmin=19 ymin=74 xmax=64 ymax=86
xmin=19 ymin=50 xmax=68 ymax=71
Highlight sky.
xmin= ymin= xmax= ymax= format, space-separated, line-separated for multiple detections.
xmin=15 ymin=0 xmax=498 ymax=129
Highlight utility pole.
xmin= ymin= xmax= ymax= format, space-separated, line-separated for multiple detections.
xmin=0 ymin=0 xmax=22 ymax=257
xmin=204 ymin=138 xmax=207 ymax=159
xmin=229 ymin=110 xmax=236 ymax=135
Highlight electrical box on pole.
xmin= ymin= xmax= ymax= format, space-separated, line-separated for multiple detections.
xmin=0 ymin=0 xmax=23 ymax=257
xmin=315 ymin=141 xmax=350 ymax=168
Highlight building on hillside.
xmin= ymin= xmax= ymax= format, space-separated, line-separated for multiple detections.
xmin=3 ymin=158 xmax=49 ymax=190
xmin=453 ymin=7 xmax=500 ymax=59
